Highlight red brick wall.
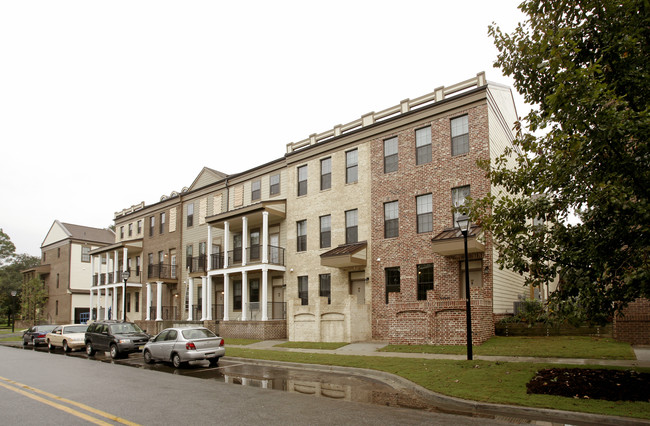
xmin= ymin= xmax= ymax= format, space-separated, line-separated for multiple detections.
xmin=613 ymin=298 xmax=650 ymax=345
xmin=370 ymin=101 xmax=495 ymax=345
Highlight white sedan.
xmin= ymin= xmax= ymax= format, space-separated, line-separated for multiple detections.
xmin=143 ymin=327 xmax=225 ymax=368
xmin=46 ymin=324 xmax=88 ymax=352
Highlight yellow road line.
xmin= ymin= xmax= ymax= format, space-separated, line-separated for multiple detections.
xmin=0 ymin=376 xmax=141 ymax=426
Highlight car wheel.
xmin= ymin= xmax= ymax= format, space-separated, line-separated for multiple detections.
xmin=32 ymin=338 xmax=38 ymax=347
xmin=47 ymin=340 xmax=54 ymax=351
xmin=86 ymin=342 xmax=96 ymax=356
xmin=208 ymin=357 xmax=219 ymax=367
xmin=109 ymin=344 xmax=120 ymax=359
xmin=143 ymin=350 xmax=154 ymax=364
xmin=172 ymin=353 xmax=186 ymax=368
xmin=63 ymin=340 xmax=71 ymax=353
xmin=22 ymin=338 xmax=28 ymax=347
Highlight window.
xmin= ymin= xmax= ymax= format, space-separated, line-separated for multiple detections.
xmin=297 ymin=165 xmax=308 ymax=196
xmin=320 ymin=215 xmax=331 ymax=249
xmin=101 ymin=254 xmax=106 ymax=264
xmin=137 ymin=220 xmax=142 ymax=235
xmin=416 ymin=194 xmax=433 ymax=233
xmin=120 ymin=226 xmax=124 ymax=239
xmin=128 ymin=223 xmax=133 ymax=237
xmin=81 ymin=246 xmax=90 ymax=263
xmin=55 ymin=300 xmax=58 ymax=316
xmin=57 ymin=248 xmax=60 ymax=258
xmin=158 ymin=251 xmax=164 ymax=265
xmin=233 ymin=234 xmax=242 ymax=263
xmin=298 ymin=276 xmax=308 ymax=306
xmin=135 ymin=292 xmax=140 ymax=312
xmin=346 ymin=149 xmax=358 ymax=183
xmin=452 ymin=185 xmax=471 ymax=226
xmin=187 ymin=203 xmax=194 ymax=227
xmin=416 ymin=126 xmax=432 ymax=165
xmin=319 ymin=274 xmax=331 ymax=304
xmin=451 ymin=115 xmax=469 ymax=156
xmin=160 ymin=212 xmax=165 ymax=234
xmin=270 ymin=173 xmax=280 ymax=195
xmin=149 ymin=216 xmax=155 ymax=237
xmin=251 ymin=180 xmax=261 ymax=201
xmin=385 ymin=267 xmax=400 ymax=303
xmin=384 ymin=137 xmax=398 ymax=173
xmin=56 ymin=273 xmax=59 ymax=288
xmin=250 ymin=229 xmax=260 ymax=260
xmin=249 ymin=279 xmax=259 ymax=303
xmin=148 ymin=253 xmax=153 ymax=270
xmin=185 ymin=245 xmax=193 ymax=268
xmin=345 ymin=209 xmax=358 ymax=244
xmin=320 ymin=157 xmax=331 ymax=190
xmin=417 ymin=263 xmax=434 ymax=300
xmin=136 ymin=256 xmax=141 ymax=276
xmin=297 ymin=220 xmax=307 ymax=252
xmin=384 ymin=201 xmax=399 ymax=238
xmin=233 ymin=280 xmax=242 ymax=310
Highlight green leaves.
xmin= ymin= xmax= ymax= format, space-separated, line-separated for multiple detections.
xmin=474 ymin=0 xmax=650 ymax=323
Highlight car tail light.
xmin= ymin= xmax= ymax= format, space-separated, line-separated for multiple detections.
xmin=219 ymin=339 xmax=224 ymax=347
xmin=185 ymin=342 xmax=196 ymax=350
xmin=37 ymin=333 xmax=46 ymax=338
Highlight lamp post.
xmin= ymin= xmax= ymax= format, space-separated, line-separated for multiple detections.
xmin=456 ymin=215 xmax=473 ymax=361
xmin=10 ymin=291 xmax=17 ymax=333
xmin=121 ymin=270 xmax=130 ymax=321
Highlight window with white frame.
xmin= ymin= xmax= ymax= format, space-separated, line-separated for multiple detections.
xmin=451 ymin=115 xmax=469 ymax=156
xmin=251 ymin=180 xmax=261 ymax=201
xmin=416 ymin=126 xmax=432 ymax=164
xmin=298 ymin=276 xmax=308 ymax=305
xmin=319 ymin=274 xmax=331 ymax=304
xmin=416 ymin=193 xmax=433 ymax=233
xmin=452 ymin=185 xmax=471 ymax=226
xmin=297 ymin=165 xmax=308 ymax=196
xmin=384 ymin=137 xmax=398 ymax=173
xmin=297 ymin=220 xmax=307 ymax=252
xmin=320 ymin=215 xmax=331 ymax=249
xmin=270 ymin=173 xmax=280 ymax=196
xmin=345 ymin=209 xmax=358 ymax=244
xmin=384 ymin=201 xmax=399 ymax=238
xmin=346 ymin=149 xmax=358 ymax=183
xmin=320 ymin=157 xmax=331 ymax=190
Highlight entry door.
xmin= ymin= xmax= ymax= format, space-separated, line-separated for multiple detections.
xmin=272 ymin=280 xmax=284 ymax=319
xmin=269 ymin=234 xmax=279 ymax=263
xmin=351 ymin=280 xmax=365 ymax=305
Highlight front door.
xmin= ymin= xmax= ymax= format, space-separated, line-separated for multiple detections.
xmin=351 ymin=280 xmax=365 ymax=305
xmin=272 ymin=279 xmax=284 ymax=319
xmin=269 ymin=234 xmax=279 ymax=263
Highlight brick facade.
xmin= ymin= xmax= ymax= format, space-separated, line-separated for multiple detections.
xmin=613 ymin=298 xmax=650 ymax=345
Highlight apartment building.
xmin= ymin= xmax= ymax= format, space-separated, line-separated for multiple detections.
xmin=24 ymin=221 xmax=114 ymax=324
xmin=99 ymin=72 xmax=526 ymax=344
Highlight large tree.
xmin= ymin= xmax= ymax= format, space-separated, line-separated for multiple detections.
xmin=474 ymin=0 xmax=649 ymax=323
xmin=0 ymin=229 xmax=16 ymax=266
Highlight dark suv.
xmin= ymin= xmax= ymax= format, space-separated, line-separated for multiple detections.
xmin=85 ymin=320 xmax=150 ymax=359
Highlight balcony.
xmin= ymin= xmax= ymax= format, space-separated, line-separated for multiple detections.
xmin=147 ymin=263 xmax=177 ymax=280
xmin=189 ymin=256 xmax=207 ymax=274
xmin=221 ymin=245 xmax=285 ymax=269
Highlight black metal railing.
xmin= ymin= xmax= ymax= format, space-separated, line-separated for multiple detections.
xmin=147 ymin=263 xmax=177 ymax=279
xmin=219 ymin=245 xmax=285 ymax=269
xmin=189 ymin=255 xmax=207 ymax=273
xmin=148 ymin=306 xmax=180 ymax=321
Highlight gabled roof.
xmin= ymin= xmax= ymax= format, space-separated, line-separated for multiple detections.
xmin=188 ymin=167 xmax=228 ymax=191
xmin=42 ymin=220 xmax=115 ymax=248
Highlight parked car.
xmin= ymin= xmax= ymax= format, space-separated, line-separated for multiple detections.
xmin=46 ymin=324 xmax=88 ymax=352
xmin=22 ymin=325 xmax=57 ymax=347
xmin=85 ymin=320 xmax=150 ymax=359
xmin=143 ymin=327 xmax=225 ymax=368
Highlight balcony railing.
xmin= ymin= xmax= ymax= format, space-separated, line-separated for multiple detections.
xmin=147 ymin=263 xmax=177 ymax=280
xmin=189 ymin=256 xmax=207 ymax=274
xmin=188 ymin=303 xmax=285 ymax=320
xmin=220 ymin=245 xmax=285 ymax=269
xmin=149 ymin=306 xmax=180 ymax=321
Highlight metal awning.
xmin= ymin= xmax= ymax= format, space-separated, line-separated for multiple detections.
xmin=320 ymin=241 xmax=367 ymax=268
xmin=431 ymin=226 xmax=484 ymax=256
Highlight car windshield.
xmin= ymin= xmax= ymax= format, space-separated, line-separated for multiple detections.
xmin=65 ymin=325 xmax=88 ymax=333
xmin=40 ymin=326 xmax=57 ymax=332
xmin=181 ymin=328 xmax=216 ymax=339
xmin=109 ymin=323 xmax=143 ymax=334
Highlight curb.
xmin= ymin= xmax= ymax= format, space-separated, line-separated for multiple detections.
xmin=224 ymin=355 xmax=650 ymax=426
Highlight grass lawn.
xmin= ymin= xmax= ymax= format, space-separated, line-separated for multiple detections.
xmin=0 ymin=336 xmax=22 ymax=342
xmin=225 ymin=338 xmax=261 ymax=346
xmin=226 ymin=347 xmax=650 ymax=420
xmin=275 ymin=341 xmax=348 ymax=350
xmin=379 ymin=336 xmax=636 ymax=360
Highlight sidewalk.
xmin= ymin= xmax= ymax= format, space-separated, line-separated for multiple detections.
xmin=233 ymin=339 xmax=650 ymax=368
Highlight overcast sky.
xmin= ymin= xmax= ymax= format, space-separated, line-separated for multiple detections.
xmin=0 ymin=0 xmax=527 ymax=257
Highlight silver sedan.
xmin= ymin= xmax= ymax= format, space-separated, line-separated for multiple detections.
xmin=143 ymin=327 xmax=225 ymax=368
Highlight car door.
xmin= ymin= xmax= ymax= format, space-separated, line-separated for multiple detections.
xmin=160 ymin=330 xmax=179 ymax=361
xmin=149 ymin=330 xmax=169 ymax=360
xmin=96 ymin=324 xmax=111 ymax=351
xmin=50 ymin=326 xmax=62 ymax=346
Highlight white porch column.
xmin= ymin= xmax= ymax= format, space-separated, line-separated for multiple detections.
xmin=95 ymin=283 xmax=101 ymax=320
xmin=156 ymin=281 xmax=163 ymax=321
xmin=104 ymin=255 xmax=109 ymax=287
xmin=89 ymin=289 xmax=94 ymax=321
xmin=104 ymin=288 xmax=109 ymax=320
xmin=187 ymin=277 xmax=194 ymax=321
xmin=207 ymin=225 xmax=212 ymax=270
xmin=206 ymin=276 xmax=213 ymax=320
xmin=121 ymin=284 xmax=126 ymax=320
xmin=200 ymin=276 xmax=207 ymax=321
xmin=145 ymin=282 xmax=152 ymax=320
xmin=114 ymin=250 xmax=119 ymax=283
xmin=223 ymin=273 xmax=230 ymax=321
xmin=242 ymin=216 xmax=248 ymax=266
xmin=241 ymin=270 xmax=248 ymax=321
xmin=261 ymin=266 xmax=269 ymax=321
xmin=223 ymin=221 xmax=230 ymax=268
xmin=262 ymin=211 xmax=269 ymax=264
xmin=122 ymin=247 xmax=128 ymax=276
xmin=112 ymin=286 xmax=118 ymax=319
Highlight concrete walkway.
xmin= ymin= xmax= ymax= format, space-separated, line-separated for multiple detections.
xmin=235 ymin=339 xmax=650 ymax=368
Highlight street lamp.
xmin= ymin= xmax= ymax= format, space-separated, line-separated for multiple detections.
xmin=10 ymin=291 xmax=18 ymax=333
xmin=121 ymin=270 xmax=130 ymax=321
xmin=456 ymin=214 xmax=473 ymax=361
